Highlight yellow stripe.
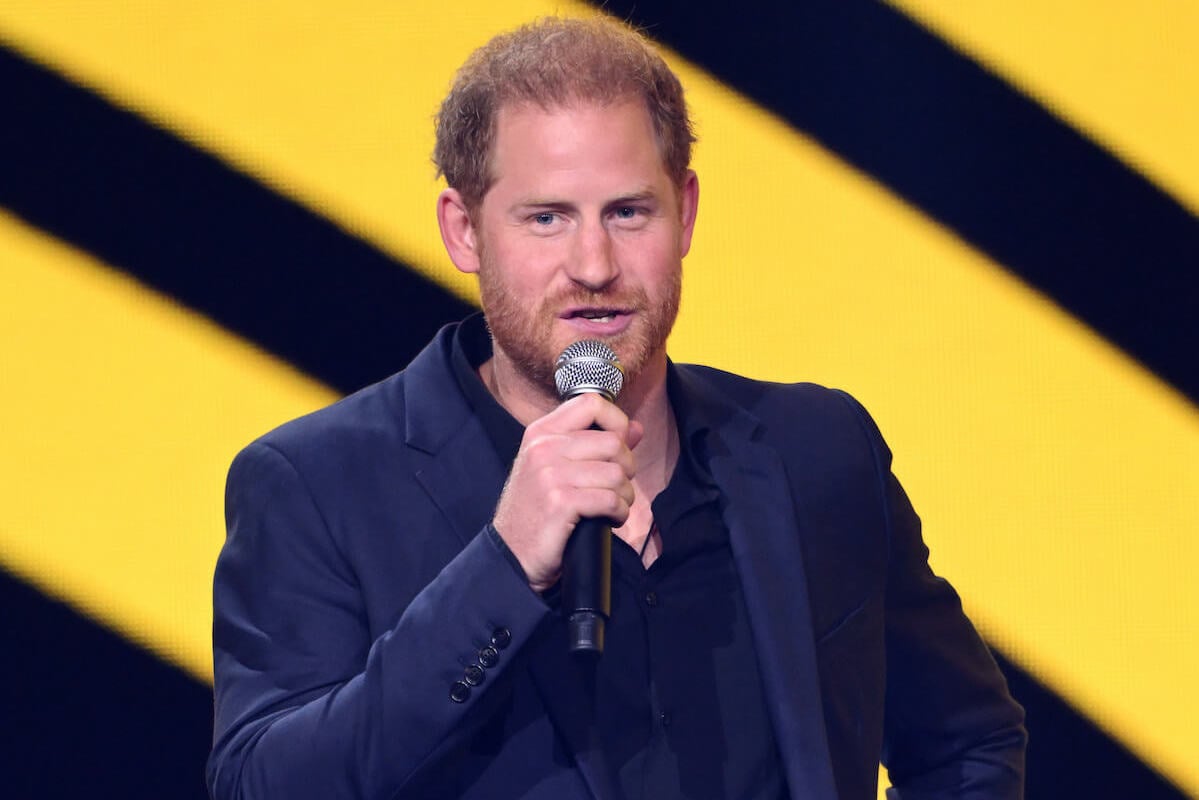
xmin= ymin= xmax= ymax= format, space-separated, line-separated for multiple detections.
xmin=2 ymin=1 xmax=1197 ymax=791
xmin=887 ymin=0 xmax=1199 ymax=216
xmin=0 ymin=209 xmax=337 ymax=680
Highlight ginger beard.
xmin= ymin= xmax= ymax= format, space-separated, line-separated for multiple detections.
xmin=478 ymin=247 xmax=682 ymax=402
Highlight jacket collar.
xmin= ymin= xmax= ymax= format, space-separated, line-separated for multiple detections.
xmin=403 ymin=322 xmax=507 ymax=547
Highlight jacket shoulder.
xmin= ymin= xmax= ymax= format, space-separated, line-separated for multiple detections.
xmin=673 ymin=363 xmax=885 ymax=451
xmin=245 ymin=369 xmax=409 ymax=469
xmin=244 ymin=322 xmax=462 ymax=467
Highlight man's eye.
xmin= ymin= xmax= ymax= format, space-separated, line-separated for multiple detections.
xmin=534 ymin=212 xmax=557 ymax=225
xmin=615 ymin=206 xmax=638 ymax=219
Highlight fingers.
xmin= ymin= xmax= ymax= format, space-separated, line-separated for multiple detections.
xmin=513 ymin=430 xmax=636 ymax=520
xmin=536 ymin=393 xmax=632 ymax=438
xmin=561 ymin=460 xmax=637 ymax=513
xmin=491 ymin=393 xmax=639 ymax=592
xmin=527 ymin=393 xmax=640 ymax=470
xmin=555 ymin=430 xmax=636 ymax=479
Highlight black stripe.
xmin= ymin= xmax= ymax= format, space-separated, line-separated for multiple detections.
xmin=994 ymin=650 xmax=1189 ymax=799
xmin=597 ymin=0 xmax=1199 ymax=405
xmin=0 ymin=44 xmax=473 ymax=396
xmin=0 ymin=567 xmax=211 ymax=798
xmin=1 ymin=22 xmax=1190 ymax=798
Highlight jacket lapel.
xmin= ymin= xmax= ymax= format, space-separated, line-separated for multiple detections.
xmin=412 ymin=412 xmax=507 ymax=547
xmin=403 ymin=328 xmax=507 ymax=546
xmin=682 ymin=367 xmax=839 ymax=799
xmin=709 ymin=439 xmax=840 ymax=799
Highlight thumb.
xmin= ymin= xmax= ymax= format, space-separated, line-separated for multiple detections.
xmin=626 ymin=420 xmax=645 ymax=451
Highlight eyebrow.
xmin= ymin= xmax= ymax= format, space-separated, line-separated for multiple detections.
xmin=511 ymin=188 xmax=659 ymax=210
xmin=608 ymin=189 xmax=658 ymax=206
xmin=511 ymin=198 xmax=574 ymax=210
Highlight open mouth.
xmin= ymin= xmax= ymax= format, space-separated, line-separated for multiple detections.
xmin=566 ymin=308 xmax=627 ymax=324
xmin=573 ymin=311 xmax=618 ymax=326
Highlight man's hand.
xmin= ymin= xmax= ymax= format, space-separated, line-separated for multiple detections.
xmin=492 ymin=393 xmax=643 ymax=592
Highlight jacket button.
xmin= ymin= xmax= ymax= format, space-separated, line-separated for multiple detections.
xmin=644 ymin=591 xmax=659 ymax=607
xmin=490 ymin=627 xmax=512 ymax=649
xmin=478 ymin=645 xmax=500 ymax=668
xmin=450 ymin=681 xmax=471 ymax=703
xmin=463 ymin=664 xmax=485 ymax=687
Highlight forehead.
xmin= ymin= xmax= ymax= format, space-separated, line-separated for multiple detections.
xmin=488 ymin=99 xmax=669 ymax=189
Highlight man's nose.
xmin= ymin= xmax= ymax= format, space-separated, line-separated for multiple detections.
xmin=567 ymin=218 xmax=618 ymax=290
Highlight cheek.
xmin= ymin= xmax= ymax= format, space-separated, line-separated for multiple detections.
xmin=481 ymin=247 xmax=565 ymax=303
xmin=491 ymin=234 xmax=567 ymax=278
xmin=615 ymin=236 xmax=678 ymax=281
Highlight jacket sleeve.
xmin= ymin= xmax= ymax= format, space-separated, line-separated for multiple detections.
xmin=838 ymin=393 xmax=1028 ymax=799
xmin=880 ymin=471 xmax=1027 ymax=799
xmin=206 ymin=441 xmax=550 ymax=800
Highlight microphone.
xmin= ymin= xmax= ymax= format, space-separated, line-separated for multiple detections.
xmin=554 ymin=340 xmax=625 ymax=655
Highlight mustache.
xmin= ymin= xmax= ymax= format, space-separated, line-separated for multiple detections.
xmin=547 ymin=286 xmax=648 ymax=310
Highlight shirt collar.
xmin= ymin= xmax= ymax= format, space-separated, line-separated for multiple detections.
xmin=450 ymin=312 xmax=524 ymax=469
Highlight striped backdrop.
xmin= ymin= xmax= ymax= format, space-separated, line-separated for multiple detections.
xmin=1 ymin=2 xmax=1195 ymax=797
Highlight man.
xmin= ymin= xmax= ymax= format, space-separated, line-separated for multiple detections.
xmin=208 ymin=16 xmax=1026 ymax=800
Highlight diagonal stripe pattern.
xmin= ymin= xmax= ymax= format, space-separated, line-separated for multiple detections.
xmin=1 ymin=2 xmax=1197 ymax=797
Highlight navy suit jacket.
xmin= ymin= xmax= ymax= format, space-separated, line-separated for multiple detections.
xmin=208 ymin=322 xmax=1025 ymax=799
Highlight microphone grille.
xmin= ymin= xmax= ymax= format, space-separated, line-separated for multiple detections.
xmin=554 ymin=340 xmax=624 ymax=401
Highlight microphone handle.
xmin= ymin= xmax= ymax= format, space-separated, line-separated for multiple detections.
xmin=561 ymin=515 xmax=612 ymax=655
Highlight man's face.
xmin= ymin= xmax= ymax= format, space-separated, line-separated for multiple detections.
xmin=469 ymin=98 xmax=698 ymax=397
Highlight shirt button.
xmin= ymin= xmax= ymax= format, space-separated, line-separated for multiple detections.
xmin=659 ymin=711 xmax=673 ymax=727
xmin=463 ymin=664 xmax=485 ymax=686
xmin=450 ymin=681 xmax=471 ymax=703
xmin=644 ymin=591 xmax=659 ymax=607
xmin=490 ymin=627 xmax=512 ymax=650
xmin=478 ymin=645 xmax=500 ymax=668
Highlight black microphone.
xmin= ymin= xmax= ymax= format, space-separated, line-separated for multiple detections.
xmin=554 ymin=340 xmax=625 ymax=655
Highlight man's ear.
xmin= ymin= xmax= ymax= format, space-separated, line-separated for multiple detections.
xmin=437 ymin=188 xmax=481 ymax=274
xmin=678 ymin=170 xmax=700 ymax=259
